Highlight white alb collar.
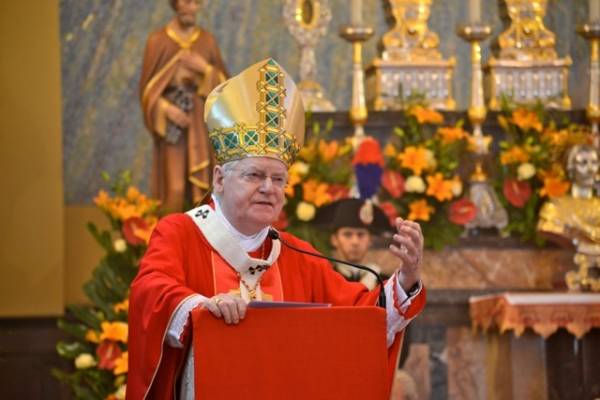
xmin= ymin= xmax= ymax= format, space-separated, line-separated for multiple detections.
xmin=211 ymin=195 xmax=269 ymax=252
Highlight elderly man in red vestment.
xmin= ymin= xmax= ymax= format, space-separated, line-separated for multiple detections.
xmin=139 ymin=0 xmax=228 ymax=211
xmin=128 ymin=58 xmax=426 ymax=400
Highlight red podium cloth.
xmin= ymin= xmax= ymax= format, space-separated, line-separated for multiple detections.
xmin=191 ymin=306 xmax=393 ymax=399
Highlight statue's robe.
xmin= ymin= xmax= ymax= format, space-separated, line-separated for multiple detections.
xmin=140 ymin=27 xmax=228 ymax=211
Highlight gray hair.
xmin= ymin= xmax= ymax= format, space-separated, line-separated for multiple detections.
xmin=212 ymin=160 xmax=240 ymax=201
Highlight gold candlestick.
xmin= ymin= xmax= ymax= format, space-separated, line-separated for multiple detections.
xmin=457 ymin=24 xmax=492 ymax=152
xmin=340 ymin=25 xmax=373 ymax=142
xmin=458 ymin=23 xmax=508 ymax=232
xmin=577 ymin=22 xmax=600 ymax=148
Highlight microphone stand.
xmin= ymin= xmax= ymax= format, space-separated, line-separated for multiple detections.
xmin=268 ymin=229 xmax=386 ymax=309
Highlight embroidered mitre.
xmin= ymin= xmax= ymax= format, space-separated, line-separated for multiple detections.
xmin=204 ymin=58 xmax=305 ymax=166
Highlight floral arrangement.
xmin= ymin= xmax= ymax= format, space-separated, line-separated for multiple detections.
xmin=378 ymin=105 xmax=474 ymax=249
xmin=495 ymin=102 xmax=592 ymax=243
xmin=53 ymin=172 xmax=160 ymax=400
xmin=277 ymin=119 xmax=354 ymax=248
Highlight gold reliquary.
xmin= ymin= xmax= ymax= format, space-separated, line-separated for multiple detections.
xmin=366 ymin=0 xmax=456 ymax=111
xmin=486 ymin=0 xmax=571 ymax=109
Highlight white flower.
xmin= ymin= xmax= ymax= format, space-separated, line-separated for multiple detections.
xmin=517 ymin=163 xmax=536 ymax=180
xmin=74 ymin=353 xmax=96 ymax=369
xmin=115 ymin=384 xmax=126 ymax=400
xmin=290 ymin=161 xmax=309 ymax=176
xmin=113 ymin=238 xmax=127 ymax=253
xmin=405 ymin=175 xmax=426 ymax=193
xmin=424 ymin=149 xmax=437 ymax=170
xmin=296 ymin=201 xmax=316 ymax=221
xmin=451 ymin=178 xmax=463 ymax=197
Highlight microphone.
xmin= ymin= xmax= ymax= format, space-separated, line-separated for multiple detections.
xmin=268 ymin=229 xmax=386 ymax=309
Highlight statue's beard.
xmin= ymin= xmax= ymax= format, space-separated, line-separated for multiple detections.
xmin=177 ymin=14 xmax=196 ymax=28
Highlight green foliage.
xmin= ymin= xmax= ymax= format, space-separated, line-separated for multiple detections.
xmin=54 ymin=174 xmax=160 ymax=399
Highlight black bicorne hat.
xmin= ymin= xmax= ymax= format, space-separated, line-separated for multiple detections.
xmin=314 ymin=198 xmax=391 ymax=235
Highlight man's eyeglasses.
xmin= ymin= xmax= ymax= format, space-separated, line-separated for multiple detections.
xmin=235 ymin=170 xmax=288 ymax=189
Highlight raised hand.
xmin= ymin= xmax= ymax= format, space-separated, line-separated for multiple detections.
xmin=389 ymin=217 xmax=423 ymax=291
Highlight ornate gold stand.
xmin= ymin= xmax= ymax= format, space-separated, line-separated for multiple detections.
xmin=458 ymin=24 xmax=508 ymax=231
xmin=365 ymin=0 xmax=455 ymax=111
xmin=283 ymin=0 xmax=336 ymax=112
xmin=577 ymin=22 xmax=600 ymax=148
xmin=485 ymin=0 xmax=571 ymax=110
xmin=340 ymin=25 xmax=374 ymax=140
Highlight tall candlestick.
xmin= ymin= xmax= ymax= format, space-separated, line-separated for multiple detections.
xmin=469 ymin=0 xmax=481 ymax=24
xmin=351 ymin=0 xmax=362 ymax=26
xmin=591 ymin=0 xmax=600 ymax=22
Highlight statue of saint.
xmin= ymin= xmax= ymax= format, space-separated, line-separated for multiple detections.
xmin=140 ymin=0 xmax=228 ymax=211
xmin=381 ymin=0 xmax=441 ymax=61
xmin=538 ymin=144 xmax=600 ymax=290
xmin=498 ymin=0 xmax=557 ymax=61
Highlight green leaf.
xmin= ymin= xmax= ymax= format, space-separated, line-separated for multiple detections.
xmin=57 ymin=319 xmax=90 ymax=341
xmin=56 ymin=341 xmax=89 ymax=359
xmin=67 ymin=304 xmax=102 ymax=330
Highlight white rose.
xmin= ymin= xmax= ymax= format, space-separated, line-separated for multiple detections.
xmin=517 ymin=163 xmax=536 ymax=180
xmin=296 ymin=201 xmax=316 ymax=221
xmin=424 ymin=149 xmax=437 ymax=170
xmin=291 ymin=161 xmax=309 ymax=176
xmin=115 ymin=384 xmax=126 ymax=400
xmin=451 ymin=178 xmax=463 ymax=197
xmin=113 ymin=238 xmax=127 ymax=253
xmin=74 ymin=353 xmax=96 ymax=369
xmin=405 ymin=175 xmax=426 ymax=193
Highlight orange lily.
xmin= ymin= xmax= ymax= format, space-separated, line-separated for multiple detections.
xmin=113 ymin=351 xmax=128 ymax=375
xmin=426 ymin=173 xmax=454 ymax=202
xmin=539 ymin=177 xmax=570 ymax=198
xmin=302 ymin=179 xmax=331 ymax=207
xmin=318 ymin=139 xmax=339 ymax=162
xmin=500 ymin=146 xmax=530 ymax=165
xmin=437 ymin=126 xmax=467 ymax=144
xmin=100 ymin=321 xmax=128 ymax=344
xmin=511 ymin=108 xmax=543 ymax=132
xmin=409 ymin=105 xmax=444 ymax=125
xmin=408 ymin=199 xmax=435 ymax=221
xmin=397 ymin=146 xmax=430 ymax=176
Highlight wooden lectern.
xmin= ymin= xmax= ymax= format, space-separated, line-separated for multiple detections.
xmin=191 ymin=306 xmax=395 ymax=400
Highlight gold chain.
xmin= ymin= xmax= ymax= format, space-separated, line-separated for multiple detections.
xmin=238 ymin=243 xmax=268 ymax=300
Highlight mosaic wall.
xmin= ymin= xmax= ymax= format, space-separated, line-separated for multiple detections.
xmin=61 ymin=0 xmax=589 ymax=203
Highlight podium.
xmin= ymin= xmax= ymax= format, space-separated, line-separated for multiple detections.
xmin=191 ymin=306 xmax=395 ymax=400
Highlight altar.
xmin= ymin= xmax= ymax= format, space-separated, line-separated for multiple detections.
xmin=470 ymin=292 xmax=600 ymax=400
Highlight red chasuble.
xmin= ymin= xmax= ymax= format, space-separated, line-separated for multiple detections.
xmin=127 ymin=213 xmax=425 ymax=400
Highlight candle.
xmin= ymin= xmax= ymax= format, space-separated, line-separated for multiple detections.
xmin=591 ymin=0 xmax=600 ymax=22
xmin=351 ymin=0 xmax=362 ymax=26
xmin=469 ymin=0 xmax=481 ymax=24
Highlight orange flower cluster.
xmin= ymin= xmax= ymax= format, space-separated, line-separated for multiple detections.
xmin=426 ymin=173 xmax=454 ymax=202
xmin=94 ymin=187 xmax=160 ymax=222
xmin=408 ymin=105 xmax=444 ymax=125
xmin=99 ymin=321 xmax=128 ymax=344
xmin=397 ymin=146 xmax=432 ymax=176
xmin=318 ymin=139 xmax=339 ymax=162
xmin=511 ymin=108 xmax=543 ymax=132
xmin=302 ymin=179 xmax=331 ymax=207
xmin=542 ymin=129 xmax=569 ymax=147
xmin=408 ymin=199 xmax=435 ymax=221
xmin=500 ymin=146 xmax=530 ymax=165
xmin=539 ymin=175 xmax=570 ymax=198
xmin=437 ymin=126 xmax=467 ymax=144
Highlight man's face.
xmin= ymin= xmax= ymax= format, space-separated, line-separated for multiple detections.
xmin=331 ymin=227 xmax=372 ymax=264
xmin=573 ymin=150 xmax=599 ymax=187
xmin=213 ymin=157 xmax=288 ymax=235
xmin=175 ymin=0 xmax=200 ymax=28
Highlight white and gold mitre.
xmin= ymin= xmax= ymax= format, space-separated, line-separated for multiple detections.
xmin=204 ymin=58 xmax=305 ymax=166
